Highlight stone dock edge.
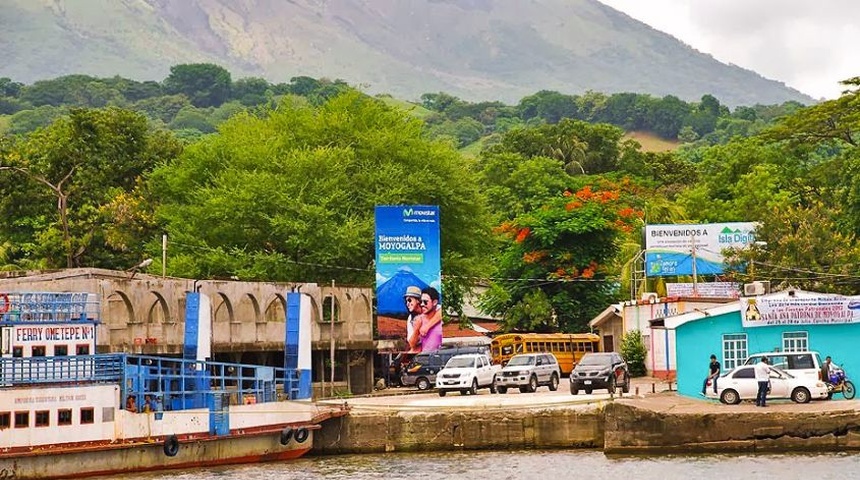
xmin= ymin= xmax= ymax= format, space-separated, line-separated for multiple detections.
xmin=313 ymin=395 xmax=860 ymax=455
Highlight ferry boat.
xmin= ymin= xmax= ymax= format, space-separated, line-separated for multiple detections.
xmin=0 ymin=291 xmax=347 ymax=480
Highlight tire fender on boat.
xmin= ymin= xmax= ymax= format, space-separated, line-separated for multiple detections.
xmin=163 ymin=434 xmax=179 ymax=457
xmin=294 ymin=427 xmax=309 ymax=444
xmin=279 ymin=427 xmax=294 ymax=445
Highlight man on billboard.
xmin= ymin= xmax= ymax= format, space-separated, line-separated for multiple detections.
xmin=409 ymin=287 xmax=443 ymax=353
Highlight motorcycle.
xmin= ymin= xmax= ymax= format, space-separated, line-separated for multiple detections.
xmin=827 ymin=364 xmax=856 ymax=400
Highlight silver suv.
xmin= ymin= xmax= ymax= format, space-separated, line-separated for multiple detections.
xmin=494 ymin=353 xmax=561 ymax=393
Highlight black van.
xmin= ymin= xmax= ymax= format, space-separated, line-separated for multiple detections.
xmin=401 ymin=345 xmax=488 ymax=390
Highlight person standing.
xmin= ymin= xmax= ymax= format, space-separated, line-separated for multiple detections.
xmin=821 ymin=356 xmax=833 ymax=384
xmin=404 ymin=286 xmax=423 ymax=353
xmin=410 ymin=287 xmax=443 ymax=352
xmin=702 ymin=354 xmax=721 ymax=396
xmin=755 ymin=357 xmax=770 ymax=407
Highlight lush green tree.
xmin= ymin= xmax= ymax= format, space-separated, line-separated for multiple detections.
xmin=479 ymin=153 xmax=571 ymax=221
xmin=480 ymin=181 xmax=644 ymax=332
xmin=516 ymin=90 xmax=579 ymax=123
xmin=621 ymin=329 xmax=647 ymax=376
xmin=7 ymin=105 xmax=68 ymax=135
xmin=646 ymin=95 xmax=690 ymax=139
xmin=169 ymin=106 xmax=216 ymax=133
xmin=19 ymin=75 xmax=101 ymax=106
xmin=0 ymin=78 xmax=24 ymax=97
xmin=231 ymin=77 xmax=272 ymax=106
xmin=0 ymin=108 xmax=181 ymax=268
xmin=163 ymin=63 xmax=232 ymax=108
xmin=132 ymin=94 xmax=191 ymax=124
xmin=147 ymin=91 xmax=493 ymax=316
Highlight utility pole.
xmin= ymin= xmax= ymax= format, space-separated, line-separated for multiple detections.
xmin=329 ymin=279 xmax=335 ymax=397
xmin=162 ymin=234 xmax=167 ymax=278
xmin=691 ymin=233 xmax=698 ymax=296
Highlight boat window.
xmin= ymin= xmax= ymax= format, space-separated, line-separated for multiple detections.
xmin=35 ymin=410 xmax=49 ymax=427
xmin=54 ymin=345 xmax=68 ymax=356
xmin=58 ymin=409 xmax=72 ymax=426
xmin=14 ymin=411 xmax=29 ymax=428
xmin=32 ymin=345 xmax=46 ymax=357
xmin=76 ymin=344 xmax=90 ymax=355
xmin=12 ymin=346 xmax=22 ymax=357
xmin=80 ymin=408 xmax=94 ymax=424
xmin=0 ymin=412 xmax=9 ymax=429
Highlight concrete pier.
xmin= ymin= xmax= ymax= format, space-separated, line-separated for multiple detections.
xmin=314 ymin=388 xmax=860 ymax=455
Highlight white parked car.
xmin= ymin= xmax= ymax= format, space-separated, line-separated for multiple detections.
xmin=435 ymin=353 xmax=500 ymax=396
xmin=707 ymin=364 xmax=829 ymax=404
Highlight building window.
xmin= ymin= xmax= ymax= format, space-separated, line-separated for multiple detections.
xmin=35 ymin=410 xmax=49 ymax=427
xmin=0 ymin=412 xmax=10 ymax=429
xmin=80 ymin=408 xmax=94 ymax=424
xmin=782 ymin=331 xmax=808 ymax=352
xmin=722 ymin=333 xmax=748 ymax=370
xmin=14 ymin=411 xmax=29 ymax=428
xmin=54 ymin=345 xmax=68 ymax=356
xmin=58 ymin=409 xmax=73 ymax=426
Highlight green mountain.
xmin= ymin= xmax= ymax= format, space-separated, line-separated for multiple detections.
xmin=0 ymin=0 xmax=813 ymax=107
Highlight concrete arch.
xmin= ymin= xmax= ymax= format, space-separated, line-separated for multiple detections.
xmin=147 ymin=292 xmax=169 ymax=324
xmin=322 ymin=294 xmax=340 ymax=323
xmin=104 ymin=290 xmax=134 ymax=329
xmin=264 ymin=294 xmax=286 ymax=323
xmin=214 ymin=292 xmax=235 ymax=323
xmin=236 ymin=293 xmax=262 ymax=324
xmin=308 ymin=295 xmax=322 ymax=323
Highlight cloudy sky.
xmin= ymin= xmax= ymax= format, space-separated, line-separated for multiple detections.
xmin=596 ymin=0 xmax=860 ymax=100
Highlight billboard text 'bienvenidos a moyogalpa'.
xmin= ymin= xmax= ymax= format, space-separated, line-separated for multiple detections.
xmin=374 ymin=206 xmax=441 ymax=316
xmin=645 ymin=222 xmax=758 ymax=276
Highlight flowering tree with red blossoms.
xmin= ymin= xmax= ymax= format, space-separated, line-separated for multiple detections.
xmin=481 ymin=180 xmax=644 ymax=333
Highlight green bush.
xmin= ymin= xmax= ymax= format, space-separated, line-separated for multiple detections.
xmin=621 ymin=329 xmax=647 ymax=377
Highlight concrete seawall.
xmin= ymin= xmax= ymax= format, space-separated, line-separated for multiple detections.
xmin=315 ymin=406 xmax=603 ymax=454
xmin=314 ymin=392 xmax=860 ymax=455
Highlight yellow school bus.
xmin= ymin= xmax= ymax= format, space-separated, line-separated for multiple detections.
xmin=489 ymin=332 xmax=600 ymax=375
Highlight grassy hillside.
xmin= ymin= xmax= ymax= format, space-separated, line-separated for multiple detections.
xmin=0 ymin=0 xmax=813 ymax=107
xmin=376 ymin=96 xmax=434 ymax=119
xmin=0 ymin=116 xmax=9 ymax=135
xmin=624 ymin=131 xmax=681 ymax=153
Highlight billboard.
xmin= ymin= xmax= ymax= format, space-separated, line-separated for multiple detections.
xmin=375 ymin=205 xmax=443 ymax=353
xmin=645 ymin=222 xmax=758 ymax=277
xmin=741 ymin=295 xmax=860 ymax=328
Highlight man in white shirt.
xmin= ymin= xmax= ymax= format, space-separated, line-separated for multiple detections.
xmin=754 ymin=357 xmax=770 ymax=407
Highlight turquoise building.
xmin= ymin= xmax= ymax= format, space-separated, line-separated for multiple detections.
xmin=665 ymin=290 xmax=860 ymax=398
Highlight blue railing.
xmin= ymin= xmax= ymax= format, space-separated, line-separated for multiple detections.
xmin=0 ymin=291 xmax=100 ymax=323
xmin=0 ymin=354 xmax=301 ymax=411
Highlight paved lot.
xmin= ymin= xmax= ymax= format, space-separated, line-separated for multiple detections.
xmin=319 ymin=376 xmax=860 ymax=413
xmin=320 ymin=376 xmax=673 ymax=411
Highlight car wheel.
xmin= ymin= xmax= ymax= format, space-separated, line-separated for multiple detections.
xmin=528 ymin=375 xmax=538 ymax=393
xmin=720 ymin=389 xmax=740 ymax=405
xmin=791 ymin=387 xmax=811 ymax=404
xmin=607 ymin=376 xmax=616 ymax=394
xmin=549 ymin=373 xmax=559 ymax=392
xmin=584 ymin=388 xmax=592 ymax=395
xmin=438 ymin=390 xmax=447 ymax=397
xmin=469 ymin=379 xmax=478 ymax=395
xmin=622 ymin=374 xmax=630 ymax=393
xmin=569 ymin=383 xmax=578 ymax=395
xmin=519 ymin=386 xmax=529 ymax=393
xmin=498 ymin=386 xmax=508 ymax=394
xmin=416 ymin=377 xmax=430 ymax=391
xmin=490 ymin=383 xmax=497 ymax=394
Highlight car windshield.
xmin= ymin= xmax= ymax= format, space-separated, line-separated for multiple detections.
xmin=507 ymin=356 xmax=536 ymax=366
xmin=579 ymin=354 xmax=611 ymax=366
xmin=446 ymin=357 xmax=476 ymax=368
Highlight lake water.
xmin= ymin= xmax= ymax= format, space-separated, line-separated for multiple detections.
xmin=122 ymin=449 xmax=858 ymax=480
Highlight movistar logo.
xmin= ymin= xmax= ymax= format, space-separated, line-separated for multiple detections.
xmin=402 ymin=208 xmax=436 ymax=217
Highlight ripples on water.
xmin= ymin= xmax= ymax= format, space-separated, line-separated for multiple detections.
xmin=124 ymin=450 xmax=860 ymax=480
